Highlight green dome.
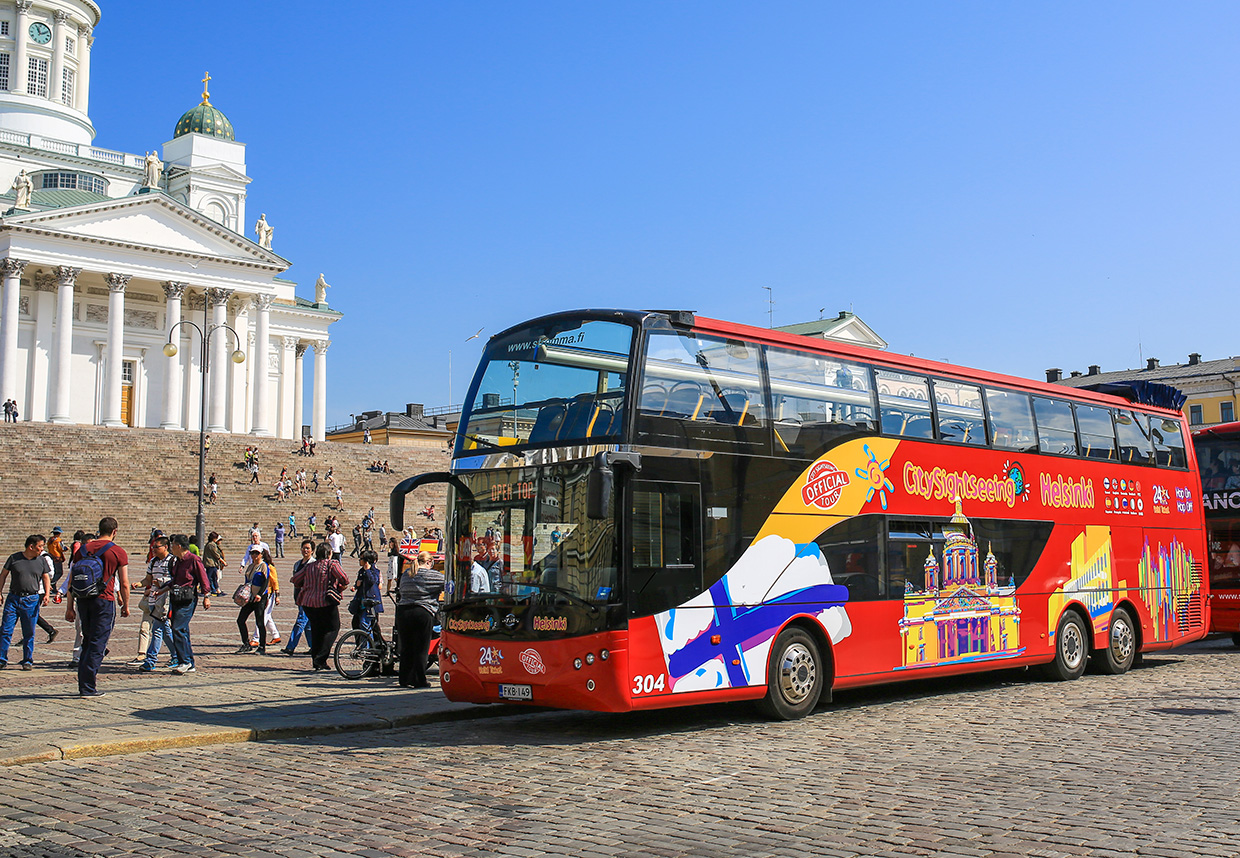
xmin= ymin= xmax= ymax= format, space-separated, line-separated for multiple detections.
xmin=173 ymin=102 xmax=235 ymax=141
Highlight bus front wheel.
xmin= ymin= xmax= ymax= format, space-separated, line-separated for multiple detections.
xmin=1040 ymin=611 xmax=1088 ymax=682
xmin=757 ymin=627 xmax=823 ymax=721
xmin=1091 ymin=607 xmax=1136 ymax=675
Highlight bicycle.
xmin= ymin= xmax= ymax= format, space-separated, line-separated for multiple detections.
xmin=333 ymin=596 xmax=397 ymax=679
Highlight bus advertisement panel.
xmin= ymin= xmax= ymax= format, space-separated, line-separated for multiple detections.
xmin=1193 ymin=422 xmax=1240 ymax=644
xmin=394 ymin=310 xmax=1208 ymax=720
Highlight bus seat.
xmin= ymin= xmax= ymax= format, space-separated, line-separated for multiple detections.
xmin=561 ymin=394 xmax=598 ymax=438
xmin=640 ymin=383 xmax=668 ymax=415
xmin=528 ymin=404 xmax=567 ymax=444
xmin=713 ymin=392 xmax=752 ymax=425
xmin=665 ymin=383 xmax=706 ymax=418
xmin=881 ymin=411 xmax=905 ymax=435
xmin=590 ymin=403 xmax=618 ymax=436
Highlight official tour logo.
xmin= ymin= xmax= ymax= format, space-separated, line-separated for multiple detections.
xmin=519 ymin=648 xmax=546 ymax=675
xmin=802 ymin=460 xmax=850 ymax=511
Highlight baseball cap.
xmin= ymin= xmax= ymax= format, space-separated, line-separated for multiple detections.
xmin=51 ymin=526 xmax=62 ymax=534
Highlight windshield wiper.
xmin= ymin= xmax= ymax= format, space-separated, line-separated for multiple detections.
xmin=528 ymin=583 xmax=599 ymax=614
xmin=459 ymin=432 xmax=505 ymax=453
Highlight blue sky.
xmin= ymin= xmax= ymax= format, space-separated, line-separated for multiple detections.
xmin=90 ymin=2 xmax=1240 ymax=424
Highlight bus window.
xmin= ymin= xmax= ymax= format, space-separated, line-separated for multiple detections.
xmin=1032 ymin=397 xmax=1079 ymax=456
xmin=985 ymin=389 xmax=1037 ymax=452
xmin=628 ymin=481 xmax=703 ymax=617
xmin=876 ymin=370 xmax=934 ymax=439
xmin=970 ymin=518 xmax=1054 ymax=590
xmin=933 ymin=380 xmax=985 ymax=446
xmin=637 ymin=331 xmax=768 ymax=453
xmin=816 ymin=516 xmax=885 ymax=601
xmin=765 ymin=346 xmax=876 ymax=458
xmin=1076 ymin=405 xmax=1117 ymax=461
xmin=1152 ymin=417 xmax=1188 ymax=469
xmin=887 ymin=519 xmax=943 ymax=596
xmin=1115 ymin=411 xmax=1153 ymax=465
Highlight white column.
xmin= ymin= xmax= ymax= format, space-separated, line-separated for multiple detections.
xmin=75 ymin=24 xmax=92 ymax=113
xmin=160 ymin=281 xmax=186 ymax=429
xmin=278 ymin=336 xmax=296 ymax=439
xmin=14 ymin=2 xmax=31 ymax=96
xmin=183 ymin=314 xmax=202 ymax=432
xmin=249 ymin=295 xmax=273 ymax=436
xmin=312 ymin=339 xmax=329 ymax=442
xmin=100 ymin=273 xmax=130 ymax=427
xmin=50 ymin=10 xmax=69 ymax=104
xmin=205 ymin=287 xmax=231 ymax=432
xmin=0 ymin=258 xmax=28 ymax=408
xmin=231 ymin=299 xmax=250 ymax=433
xmin=30 ymin=274 xmax=55 ymax=421
xmin=48 ymin=266 xmax=80 ymax=424
xmin=293 ymin=343 xmax=306 ymax=440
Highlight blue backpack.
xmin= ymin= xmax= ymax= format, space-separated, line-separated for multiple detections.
xmin=70 ymin=541 xmax=113 ymax=598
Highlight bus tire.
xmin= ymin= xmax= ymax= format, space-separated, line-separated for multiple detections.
xmin=757 ymin=627 xmax=822 ymax=721
xmin=1040 ymin=611 xmax=1088 ymax=682
xmin=1091 ymin=607 xmax=1136 ymax=675
xmin=1231 ymin=633 xmax=1240 ymax=649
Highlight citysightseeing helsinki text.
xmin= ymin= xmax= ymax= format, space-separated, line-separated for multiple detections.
xmin=901 ymin=462 xmax=1094 ymax=511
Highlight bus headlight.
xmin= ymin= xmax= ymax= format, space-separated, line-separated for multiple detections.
xmin=600 ymin=649 xmax=609 ymax=660
xmin=573 ymin=658 xmax=583 ymax=669
xmin=585 ymin=653 xmax=595 ymax=665
xmin=450 ymin=652 xmax=458 ymax=664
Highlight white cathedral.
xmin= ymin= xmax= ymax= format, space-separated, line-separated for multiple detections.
xmin=0 ymin=0 xmax=339 ymax=440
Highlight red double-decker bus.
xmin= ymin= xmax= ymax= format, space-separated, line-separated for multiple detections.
xmin=1192 ymin=422 xmax=1240 ymax=645
xmin=392 ymin=310 xmax=1209 ymax=719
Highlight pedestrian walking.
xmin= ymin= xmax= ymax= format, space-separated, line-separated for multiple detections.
xmin=290 ymin=542 xmax=348 ymax=671
xmin=202 ymin=531 xmax=226 ymax=595
xmin=47 ymin=527 xmax=66 ymax=591
xmin=328 ymin=527 xmax=344 ymax=562
xmin=335 ymin=485 xmax=344 ymax=510
xmin=348 ymin=550 xmax=383 ymax=634
xmin=0 ymin=535 xmax=52 ymax=670
xmin=395 ymin=551 xmax=444 ymax=688
xmin=273 ymin=522 xmax=285 ymax=559
xmin=308 ymin=512 xmax=317 ymax=535
xmin=235 ymin=545 xmax=271 ymax=653
xmin=350 ymin=524 xmax=362 ymax=558
xmin=288 ymin=513 xmax=297 ymax=538
xmin=281 ymin=539 xmax=315 ymax=655
xmin=167 ymin=534 xmax=211 ymax=673
xmin=65 ymin=518 xmax=130 ymax=697
xmin=129 ymin=535 xmax=174 ymax=667
xmin=251 ymin=549 xmax=282 ymax=647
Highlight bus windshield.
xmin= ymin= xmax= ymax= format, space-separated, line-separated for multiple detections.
xmin=446 ymin=463 xmax=619 ymax=612
xmin=456 ymin=318 xmax=634 ymax=453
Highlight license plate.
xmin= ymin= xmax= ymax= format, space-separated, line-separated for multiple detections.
xmin=498 ymin=684 xmax=532 ymax=701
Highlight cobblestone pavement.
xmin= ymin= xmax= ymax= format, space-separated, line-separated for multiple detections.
xmin=1 ymin=638 xmax=1238 ymax=857
xmin=0 ymin=595 xmax=510 ymax=765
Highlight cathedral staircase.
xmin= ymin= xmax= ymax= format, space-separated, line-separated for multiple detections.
xmin=0 ymin=423 xmax=451 ymax=561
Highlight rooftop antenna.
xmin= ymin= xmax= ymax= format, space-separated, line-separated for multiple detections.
xmin=818 ymin=307 xmax=825 ymax=320
xmin=763 ymin=286 xmax=774 ymax=328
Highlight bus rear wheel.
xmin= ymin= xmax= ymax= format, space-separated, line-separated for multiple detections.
xmin=1232 ymin=633 xmax=1240 ymax=649
xmin=1040 ymin=611 xmax=1088 ymax=682
xmin=1091 ymin=607 xmax=1136 ymax=675
xmin=757 ymin=627 xmax=823 ymax=721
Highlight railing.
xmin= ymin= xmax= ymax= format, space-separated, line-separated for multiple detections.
xmin=0 ymin=129 xmax=142 ymax=169
xmin=422 ymin=403 xmax=464 ymax=417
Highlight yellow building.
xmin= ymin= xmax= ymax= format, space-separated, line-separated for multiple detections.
xmin=897 ymin=501 xmax=1023 ymax=670
xmin=326 ymin=403 xmax=453 ymax=449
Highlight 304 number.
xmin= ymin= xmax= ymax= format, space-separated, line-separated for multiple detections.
xmin=632 ymin=673 xmax=666 ymax=695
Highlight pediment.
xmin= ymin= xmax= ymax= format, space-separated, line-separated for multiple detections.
xmin=822 ymin=317 xmax=888 ymax=350
xmin=178 ymin=163 xmax=251 ymax=183
xmin=0 ymin=193 xmax=285 ymax=268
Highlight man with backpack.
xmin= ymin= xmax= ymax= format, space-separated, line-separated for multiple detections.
xmin=65 ymin=517 xmax=129 ymax=698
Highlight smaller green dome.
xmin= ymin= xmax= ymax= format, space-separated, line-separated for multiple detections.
xmin=173 ymin=103 xmax=234 ymax=141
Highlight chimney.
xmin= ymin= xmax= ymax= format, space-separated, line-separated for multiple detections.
xmin=405 ymin=403 xmax=424 ymax=419
xmin=1146 ymin=358 xmax=1159 ymax=371
xmin=1070 ymin=371 xmax=1082 ymax=378
xmin=1087 ymin=365 xmax=1100 ymax=376
xmin=1189 ymin=352 xmax=1201 ymax=366
xmin=482 ymin=393 xmax=500 ymax=408
xmin=1046 ymin=368 xmax=1063 ymax=383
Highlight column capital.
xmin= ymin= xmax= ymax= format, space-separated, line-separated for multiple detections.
xmin=282 ymin=336 xmax=300 ymax=350
xmin=15 ymin=2 xmax=33 ymax=14
xmin=77 ymin=22 xmax=92 ymax=38
xmin=162 ymin=281 xmax=188 ymax=300
xmin=33 ymin=271 xmax=56 ymax=292
xmin=54 ymin=266 xmax=81 ymax=287
xmin=295 ymin=343 xmax=308 ymax=358
xmin=252 ymin=294 xmax=275 ymax=312
xmin=205 ymin=287 xmax=233 ymax=308
xmin=105 ymin=273 xmax=131 ymax=293
xmin=53 ymin=10 xmax=71 ymax=24
xmin=313 ymin=339 xmax=331 ymax=355
xmin=0 ymin=258 xmax=28 ymax=278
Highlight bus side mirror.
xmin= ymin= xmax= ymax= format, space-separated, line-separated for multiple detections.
xmin=587 ymin=451 xmax=641 ymax=520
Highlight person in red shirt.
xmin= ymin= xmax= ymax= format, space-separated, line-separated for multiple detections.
xmin=167 ymin=534 xmax=212 ymax=674
xmin=65 ymin=517 xmax=130 ymax=698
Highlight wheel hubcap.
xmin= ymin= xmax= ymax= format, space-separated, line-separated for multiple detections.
xmin=1062 ymin=624 xmax=1084 ymax=669
xmin=1111 ymin=618 xmax=1134 ymax=662
xmin=777 ymin=643 xmax=816 ymax=704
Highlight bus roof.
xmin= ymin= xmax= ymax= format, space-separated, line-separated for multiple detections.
xmin=1193 ymin=421 xmax=1240 ymax=439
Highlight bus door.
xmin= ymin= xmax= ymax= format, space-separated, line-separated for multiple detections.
xmin=627 ymin=480 xmax=704 ymax=619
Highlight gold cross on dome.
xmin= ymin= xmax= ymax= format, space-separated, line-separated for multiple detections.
xmin=200 ymin=71 xmax=212 ymax=106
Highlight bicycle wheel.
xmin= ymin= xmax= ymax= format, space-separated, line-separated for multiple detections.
xmin=334 ymin=629 xmax=380 ymax=679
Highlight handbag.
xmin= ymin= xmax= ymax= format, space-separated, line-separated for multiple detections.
xmin=326 ymin=586 xmax=343 ymax=605
xmin=232 ymin=581 xmax=252 ymax=606
xmin=170 ymin=584 xmax=196 ymax=605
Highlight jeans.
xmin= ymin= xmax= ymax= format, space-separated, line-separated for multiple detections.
xmin=285 ymin=607 xmax=311 ymax=652
xmin=0 ymin=593 xmax=40 ymax=665
xmin=77 ymin=596 xmax=116 ymax=695
xmin=274 ymin=542 xmax=284 ymax=558
xmin=205 ymin=566 xmax=220 ymax=594
xmin=142 ymin=612 xmax=173 ymax=668
xmin=170 ymin=597 xmax=197 ymax=666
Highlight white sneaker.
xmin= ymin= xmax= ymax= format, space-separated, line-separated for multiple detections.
xmin=125 ymin=658 xmax=145 ymax=667
xmin=173 ymin=663 xmax=195 ymax=674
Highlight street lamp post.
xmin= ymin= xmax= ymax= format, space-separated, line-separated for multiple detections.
xmin=164 ymin=305 xmax=245 ymax=550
